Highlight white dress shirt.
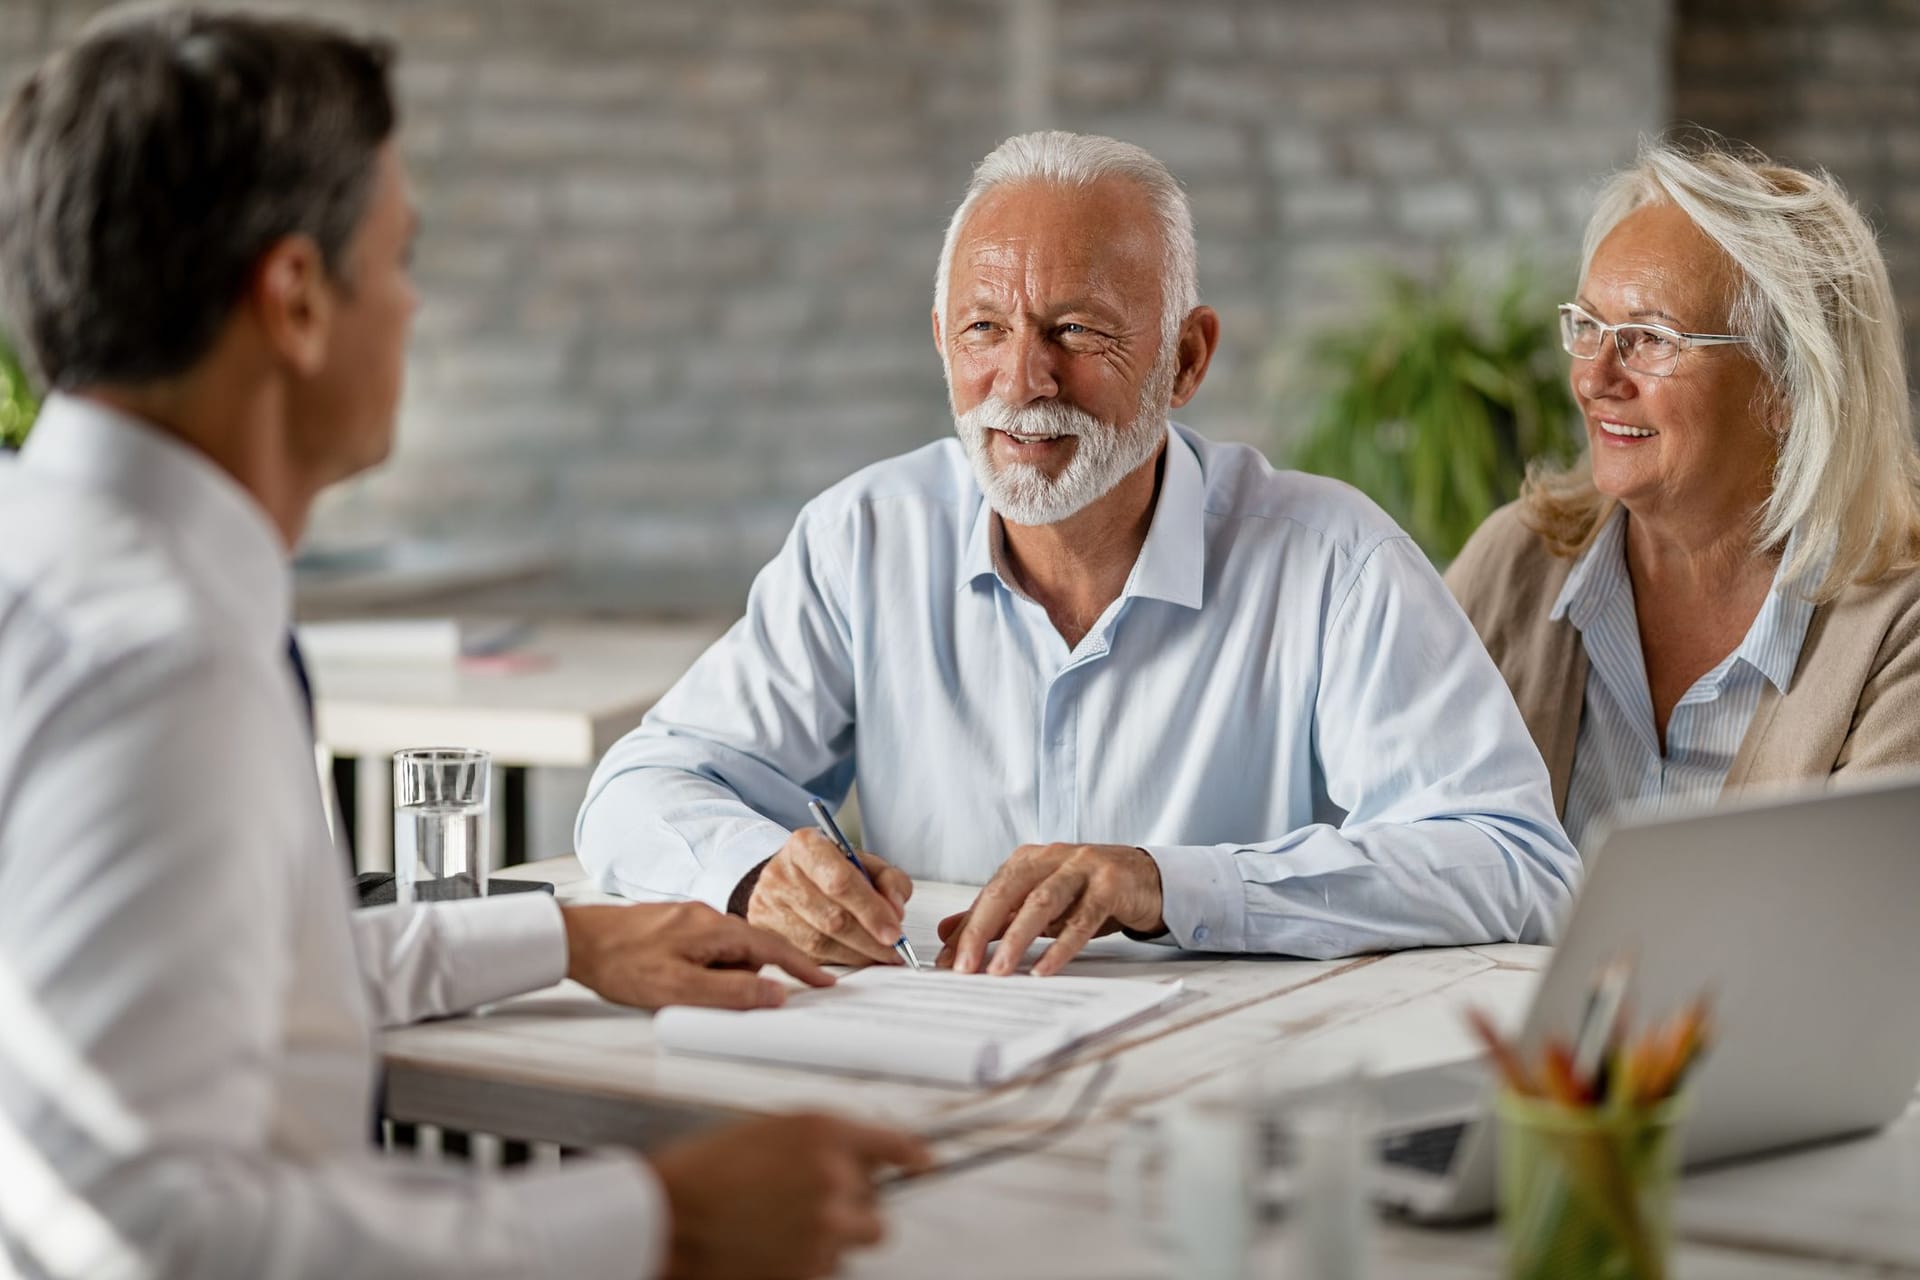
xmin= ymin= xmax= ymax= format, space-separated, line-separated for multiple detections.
xmin=578 ymin=425 xmax=1579 ymax=958
xmin=0 ymin=396 xmax=663 ymax=1279
xmin=1557 ymin=510 xmax=1817 ymax=851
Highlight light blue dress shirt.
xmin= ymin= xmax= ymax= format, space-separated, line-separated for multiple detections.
xmin=577 ymin=425 xmax=1579 ymax=959
xmin=1558 ymin=510 xmax=1817 ymax=852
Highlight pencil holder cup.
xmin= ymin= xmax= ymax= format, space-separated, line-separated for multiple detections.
xmin=1497 ymin=1092 xmax=1686 ymax=1280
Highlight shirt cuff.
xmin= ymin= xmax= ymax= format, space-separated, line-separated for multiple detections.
xmin=435 ymin=891 xmax=568 ymax=1009
xmin=515 ymin=1154 xmax=669 ymax=1280
xmin=688 ymin=823 xmax=791 ymax=912
xmin=1139 ymin=843 xmax=1250 ymax=952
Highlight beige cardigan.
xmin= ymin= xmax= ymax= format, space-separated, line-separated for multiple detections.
xmin=1445 ymin=502 xmax=1920 ymax=818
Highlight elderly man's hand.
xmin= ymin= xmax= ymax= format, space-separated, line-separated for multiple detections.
xmin=651 ymin=1112 xmax=931 ymax=1280
xmin=561 ymin=902 xmax=834 ymax=1010
xmin=934 ymin=843 xmax=1165 ymax=977
xmin=739 ymin=829 xmax=915 ymax=966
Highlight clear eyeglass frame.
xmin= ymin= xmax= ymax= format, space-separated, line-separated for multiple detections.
xmin=1556 ymin=302 xmax=1750 ymax=378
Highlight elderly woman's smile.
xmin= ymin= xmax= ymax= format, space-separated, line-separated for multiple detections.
xmin=1447 ymin=141 xmax=1920 ymax=857
xmin=1572 ymin=202 xmax=1777 ymax=525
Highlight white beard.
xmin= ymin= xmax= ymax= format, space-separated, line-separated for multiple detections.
xmin=952 ymin=350 xmax=1177 ymax=527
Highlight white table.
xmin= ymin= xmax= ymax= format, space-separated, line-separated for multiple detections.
xmin=309 ymin=619 xmax=728 ymax=867
xmin=310 ymin=619 xmax=727 ymax=765
xmin=380 ymin=859 xmax=1920 ymax=1277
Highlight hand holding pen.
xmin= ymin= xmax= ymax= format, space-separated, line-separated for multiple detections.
xmin=808 ymin=799 xmax=922 ymax=970
xmin=731 ymin=800 xmax=921 ymax=967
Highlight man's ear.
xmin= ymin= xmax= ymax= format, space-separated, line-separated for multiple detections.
xmin=930 ymin=306 xmax=945 ymax=357
xmin=1168 ymin=305 xmax=1221 ymax=409
xmin=250 ymin=234 xmax=335 ymax=378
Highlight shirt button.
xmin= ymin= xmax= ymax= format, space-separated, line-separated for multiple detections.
xmin=1193 ymin=926 xmax=1210 ymax=943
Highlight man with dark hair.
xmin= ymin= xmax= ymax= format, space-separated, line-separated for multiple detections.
xmin=0 ymin=9 xmax=923 ymax=1279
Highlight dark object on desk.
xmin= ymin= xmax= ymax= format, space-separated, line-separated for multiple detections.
xmin=354 ymin=871 xmax=554 ymax=908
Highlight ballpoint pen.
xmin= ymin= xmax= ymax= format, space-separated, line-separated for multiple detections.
xmin=807 ymin=797 xmax=922 ymax=970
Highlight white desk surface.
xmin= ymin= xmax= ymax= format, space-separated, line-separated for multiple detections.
xmin=311 ymin=618 xmax=728 ymax=766
xmin=380 ymin=858 xmax=1920 ymax=1278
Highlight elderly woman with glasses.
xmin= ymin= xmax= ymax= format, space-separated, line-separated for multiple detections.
xmin=1447 ymin=141 xmax=1920 ymax=852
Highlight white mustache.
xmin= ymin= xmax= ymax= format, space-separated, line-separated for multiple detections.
xmin=963 ymin=398 xmax=1108 ymax=441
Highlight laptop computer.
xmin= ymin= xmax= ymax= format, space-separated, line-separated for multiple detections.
xmin=1370 ymin=769 xmax=1920 ymax=1223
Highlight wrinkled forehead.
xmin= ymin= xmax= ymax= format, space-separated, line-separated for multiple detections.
xmin=949 ymin=177 xmax=1165 ymax=315
xmin=1581 ymin=201 xmax=1742 ymax=328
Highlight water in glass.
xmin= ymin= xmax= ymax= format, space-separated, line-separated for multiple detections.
xmin=396 ymin=800 xmax=487 ymax=903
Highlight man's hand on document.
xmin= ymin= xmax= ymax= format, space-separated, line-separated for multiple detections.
xmin=935 ymin=843 xmax=1166 ymax=977
xmin=561 ymin=902 xmax=835 ymax=1009
xmin=738 ymin=829 xmax=917 ymax=966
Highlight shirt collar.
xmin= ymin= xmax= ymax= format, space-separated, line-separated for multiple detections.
xmin=1549 ymin=505 xmax=1630 ymax=632
xmin=1122 ymin=426 xmax=1205 ymax=609
xmin=958 ymin=487 xmax=999 ymax=592
xmin=957 ymin=424 xmax=1206 ymax=612
xmin=1550 ymin=505 xmax=1816 ymax=695
xmin=20 ymin=393 xmax=292 ymax=648
xmin=1731 ymin=528 xmax=1818 ymax=694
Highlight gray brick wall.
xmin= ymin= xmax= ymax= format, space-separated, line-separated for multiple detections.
xmin=1674 ymin=0 xmax=1920 ymax=397
xmin=4 ymin=1 xmax=1679 ymax=607
xmin=1047 ymin=0 xmax=1668 ymax=451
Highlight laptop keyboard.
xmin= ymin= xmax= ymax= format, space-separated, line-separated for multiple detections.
xmin=1377 ymin=1120 xmax=1469 ymax=1176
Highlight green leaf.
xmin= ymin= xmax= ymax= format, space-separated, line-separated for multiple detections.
xmin=1276 ymin=258 xmax=1582 ymax=562
xmin=0 ymin=326 xmax=40 ymax=450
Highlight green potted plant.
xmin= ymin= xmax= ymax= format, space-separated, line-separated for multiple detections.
xmin=1 ymin=327 xmax=38 ymax=451
xmin=1279 ymin=262 xmax=1582 ymax=564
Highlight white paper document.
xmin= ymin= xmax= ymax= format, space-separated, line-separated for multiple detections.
xmin=654 ymin=967 xmax=1185 ymax=1087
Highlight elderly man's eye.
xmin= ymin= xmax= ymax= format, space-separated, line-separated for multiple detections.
xmin=1625 ymin=326 xmax=1676 ymax=353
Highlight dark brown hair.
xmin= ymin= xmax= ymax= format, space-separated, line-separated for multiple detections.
xmin=0 ymin=7 xmax=397 ymax=389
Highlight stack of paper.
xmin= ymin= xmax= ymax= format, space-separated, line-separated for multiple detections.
xmin=655 ymin=967 xmax=1184 ymax=1087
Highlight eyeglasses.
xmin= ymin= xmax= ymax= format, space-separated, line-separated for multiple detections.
xmin=1557 ymin=302 xmax=1750 ymax=378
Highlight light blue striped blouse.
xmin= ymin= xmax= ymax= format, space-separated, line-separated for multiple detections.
xmin=1557 ymin=510 xmax=1816 ymax=852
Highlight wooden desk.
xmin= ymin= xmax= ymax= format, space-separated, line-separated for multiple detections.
xmin=310 ymin=619 xmax=728 ymax=867
xmin=381 ymin=858 xmax=1920 ymax=1278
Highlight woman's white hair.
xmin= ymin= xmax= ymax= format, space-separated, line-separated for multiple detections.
xmin=1526 ymin=137 xmax=1920 ymax=598
xmin=933 ymin=130 xmax=1199 ymax=358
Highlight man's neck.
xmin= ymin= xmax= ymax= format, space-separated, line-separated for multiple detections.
xmin=86 ymin=380 xmax=316 ymax=551
xmin=1000 ymin=443 xmax=1166 ymax=648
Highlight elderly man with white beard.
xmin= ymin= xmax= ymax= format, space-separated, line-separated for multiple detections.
xmin=577 ymin=132 xmax=1579 ymax=972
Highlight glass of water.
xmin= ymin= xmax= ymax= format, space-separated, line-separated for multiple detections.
xmin=393 ymin=748 xmax=490 ymax=905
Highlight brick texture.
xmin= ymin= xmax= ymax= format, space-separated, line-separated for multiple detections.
xmin=1674 ymin=0 xmax=1920 ymax=395
xmin=14 ymin=1 xmax=1909 ymax=610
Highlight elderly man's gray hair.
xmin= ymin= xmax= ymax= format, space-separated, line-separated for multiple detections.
xmin=934 ymin=131 xmax=1199 ymax=356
